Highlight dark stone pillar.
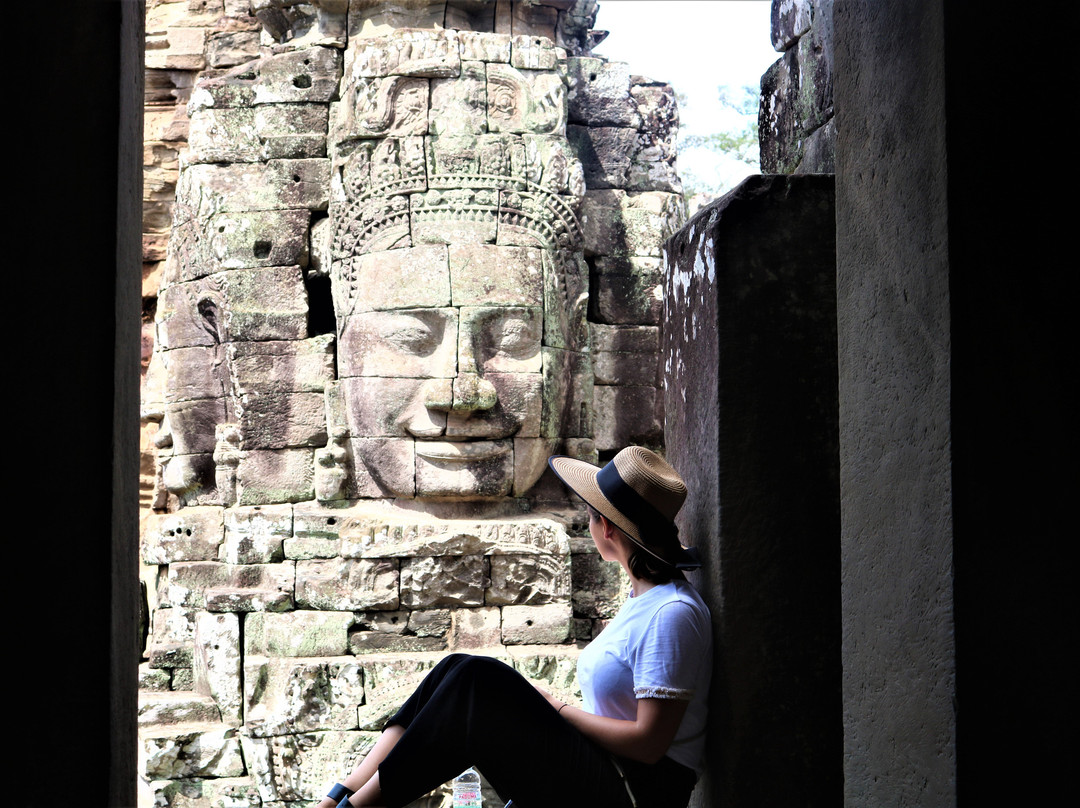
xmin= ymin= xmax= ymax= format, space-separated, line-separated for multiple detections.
xmin=833 ymin=3 xmax=957 ymax=804
xmin=15 ymin=2 xmax=143 ymax=804
xmin=662 ymin=175 xmax=840 ymax=808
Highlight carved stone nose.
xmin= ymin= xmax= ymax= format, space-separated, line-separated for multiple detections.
xmin=452 ymin=373 xmax=497 ymax=412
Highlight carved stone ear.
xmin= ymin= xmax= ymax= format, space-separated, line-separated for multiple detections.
xmin=196 ymin=296 xmax=222 ymax=344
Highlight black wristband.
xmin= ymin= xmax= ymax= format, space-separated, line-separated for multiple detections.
xmin=327 ymin=784 xmax=353 ymax=802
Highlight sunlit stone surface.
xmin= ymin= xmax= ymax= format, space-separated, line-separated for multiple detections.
xmin=139 ymin=2 xmax=679 ymax=804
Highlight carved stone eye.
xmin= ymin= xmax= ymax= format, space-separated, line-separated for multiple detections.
xmin=383 ymin=321 xmax=438 ymax=355
xmin=495 ymin=319 xmax=534 ymax=355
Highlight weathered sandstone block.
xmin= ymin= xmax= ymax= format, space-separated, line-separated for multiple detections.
xmin=162 ymin=398 xmax=228 ymax=454
xmin=485 ymin=63 xmax=566 ymax=135
xmin=542 ymin=249 xmax=589 ymax=351
xmin=148 ymin=643 xmax=193 ymax=671
xmin=565 ymin=57 xmax=640 ymax=128
xmin=541 ymin=346 xmax=592 ymax=439
xmin=241 ymin=730 xmax=378 ymax=805
xmin=221 ymin=503 xmax=293 ymax=564
xmin=409 ymin=609 xmax=452 ymax=637
xmin=568 ymin=124 xmax=639 ymax=189
xmin=189 ymin=47 xmax=342 ymax=110
xmin=284 ymin=536 xmax=340 ymax=559
xmin=450 ymin=607 xmax=503 ymax=649
xmin=208 ymin=30 xmax=261 ymax=68
xmin=590 ymin=256 xmax=663 ymax=325
xmin=156 ymin=266 xmax=310 ymax=348
xmin=349 ymin=631 xmax=447 ymax=654
xmin=143 ymin=506 xmax=225 ymax=564
xmin=458 ymin=31 xmax=511 ymax=63
xmin=579 ymin=189 xmax=685 ymax=259
xmin=501 ymin=603 xmax=571 ymax=645
xmin=141 ymin=725 xmax=245 ymax=779
xmin=245 ymin=611 xmax=355 ymax=657
xmin=145 ymin=777 xmax=262 ymax=808
xmin=488 ymin=554 xmax=571 ymax=605
xmin=340 ymin=245 xmax=452 ymax=316
xmin=343 ymin=517 xmax=494 ymax=558
xmin=235 ymin=389 xmax=328 ymax=450
xmin=138 ymin=692 xmax=221 ymax=727
xmin=508 ymin=646 xmax=582 ymax=701
xmin=235 ymin=447 xmax=316 ymax=505
xmin=292 ymin=501 xmax=349 ymax=539
xmin=180 ymin=159 xmax=330 ymax=213
xmin=430 ymin=61 xmax=488 ymax=136
xmin=203 ymin=209 xmax=312 ymax=272
xmin=349 ymin=28 xmax=461 ymax=79
xmin=139 ymin=664 xmax=171 ymax=692
xmin=771 ymin=0 xmax=814 ymax=51
xmin=295 ymin=558 xmax=399 ymax=610
xmin=356 ymin=653 xmax=442 ymax=729
xmin=168 ymin=561 xmax=295 ymax=611
xmin=228 ymin=335 xmax=335 ymax=394
xmin=400 ymin=555 xmax=486 ymax=608
xmin=161 ymin=345 xmax=228 ymax=403
xmin=571 ymin=551 xmax=628 ymax=619
xmin=592 ymin=384 xmax=662 ymax=451
xmin=146 ymin=26 xmax=207 ymax=71
xmin=591 ymin=330 xmax=660 ymax=387
xmin=339 ymin=513 xmax=572 ymax=558
xmin=591 ymin=322 xmax=659 ymax=355
xmin=448 ymin=244 xmax=544 ymax=306
xmin=244 ymin=656 xmax=364 ymax=735
xmin=151 ymin=606 xmax=199 ymax=646
xmin=344 ymin=437 xmax=418 ymax=498
xmin=339 ymin=308 xmax=458 ymax=379
xmin=510 ymin=34 xmax=559 ymax=70
xmin=194 ymin=612 xmax=243 ymax=726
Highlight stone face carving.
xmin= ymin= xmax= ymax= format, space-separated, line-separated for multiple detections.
xmin=326 ymin=29 xmax=589 ymax=503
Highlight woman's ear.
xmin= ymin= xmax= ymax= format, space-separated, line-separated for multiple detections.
xmin=602 ymin=517 xmax=632 ymax=554
xmin=602 ymin=516 xmax=619 ymax=540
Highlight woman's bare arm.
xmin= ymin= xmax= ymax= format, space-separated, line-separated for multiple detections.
xmin=534 ymin=686 xmax=688 ymax=764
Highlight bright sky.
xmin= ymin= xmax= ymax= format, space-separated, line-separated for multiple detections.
xmin=589 ymin=0 xmax=779 ymax=195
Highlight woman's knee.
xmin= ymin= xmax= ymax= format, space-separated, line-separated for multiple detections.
xmin=441 ymin=654 xmax=521 ymax=693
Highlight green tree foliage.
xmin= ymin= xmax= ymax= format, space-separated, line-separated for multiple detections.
xmin=678 ymin=85 xmax=760 ymax=199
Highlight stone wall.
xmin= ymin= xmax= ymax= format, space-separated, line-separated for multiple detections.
xmin=139 ymin=505 xmax=625 ymax=806
xmin=138 ymin=2 xmax=685 ymax=805
xmin=759 ymin=0 xmax=834 ymax=174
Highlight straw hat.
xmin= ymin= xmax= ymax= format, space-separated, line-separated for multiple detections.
xmin=548 ymin=446 xmax=700 ymax=570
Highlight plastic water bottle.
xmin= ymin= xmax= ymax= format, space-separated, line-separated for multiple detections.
xmin=452 ymin=767 xmax=482 ymax=808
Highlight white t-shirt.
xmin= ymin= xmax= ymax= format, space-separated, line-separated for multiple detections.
xmin=576 ymin=579 xmax=712 ymax=773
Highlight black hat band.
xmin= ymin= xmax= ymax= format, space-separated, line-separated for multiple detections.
xmin=596 ymin=460 xmax=680 ymax=548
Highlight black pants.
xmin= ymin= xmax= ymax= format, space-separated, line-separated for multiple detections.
xmin=378 ymin=654 xmax=697 ymax=808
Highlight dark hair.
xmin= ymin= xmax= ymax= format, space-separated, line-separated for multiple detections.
xmin=587 ymin=505 xmax=684 ymax=585
xmin=627 ymin=546 xmax=684 ymax=585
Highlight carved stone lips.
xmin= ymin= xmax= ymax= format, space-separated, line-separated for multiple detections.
xmin=414 ymin=439 xmax=510 ymax=462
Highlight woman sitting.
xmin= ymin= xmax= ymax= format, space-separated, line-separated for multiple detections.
xmin=316 ymin=446 xmax=712 ymax=808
